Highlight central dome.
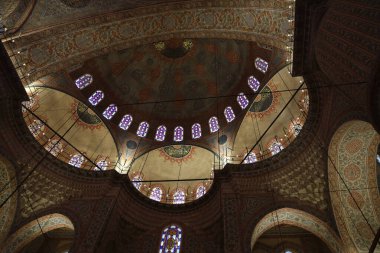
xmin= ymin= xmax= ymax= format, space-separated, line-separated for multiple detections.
xmin=70 ymin=38 xmax=254 ymax=138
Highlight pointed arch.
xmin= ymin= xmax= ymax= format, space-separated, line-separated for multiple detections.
xmin=328 ymin=120 xmax=380 ymax=252
xmin=0 ymin=213 xmax=75 ymax=253
xmin=251 ymin=208 xmax=343 ymax=253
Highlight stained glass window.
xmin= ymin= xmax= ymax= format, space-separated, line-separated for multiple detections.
xmin=75 ymin=74 xmax=93 ymax=89
xmin=95 ymin=160 xmax=108 ymax=171
xmin=68 ymin=154 xmax=85 ymax=168
xmin=243 ymin=152 xmax=257 ymax=164
xmin=102 ymin=104 xmax=118 ymax=120
xmin=255 ymin=57 xmax=269 ymax=73
xmin=174 ymin=126 xmax=184 ymax=142
xmin=44 ymin=139 xmax=63 ymax=157
xmin=159 ymin=225 xmax=182 ymax=253
xmin=119 ymin=114 xmax=133 ymax=130
xmin=224 ymin=106 xmax=235 ymax=123
xmin=137 ymin=121 xmax=149 ymax=137
xmin=28 ymin=120 xmax=44 ymax=137
xmin=132 ymin=175 xmax=143 ymax=190
xmin=291 ymin=122 xmax=302 ymax=136
xmin=237 ymin=92 xmax=249 ymax=109
xmin=196 ymin=185 xmax=206 ymax=199
xmin=191 ymin=123 xmax=202 ymax=139
xmin=155 ymin=125 xmax=167 ymax=141
xmin=149 ymin=187 xmax=163 ymax=202
xmin=22 ymin=97 xmax=37 ymax=113
xmin=173 ymin=190 xmax=185 ymax=204
xmin=269 ymin=141 xmax=283 ymax=155
xmin=88 ymin=90 xmax=104 ymax=106
xmin=248 ymin=76 xmax=260 ymax=92
xmin=209 ymin=117 xmax=219 ymax=133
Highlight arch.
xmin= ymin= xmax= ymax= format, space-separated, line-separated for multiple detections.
xmin=119 ymin=114 xmax=133 ymax=130
xmin=173 ymin=189 xmax=186 ymax=204
xmin=208 ymin=116 xmax=219 ymax=133
xmin=102 ymin=104 xmax=118 ymax=120
xmin=88 ymin=90 xmax=104 ymax=106
xmin=174 ymin=126 xmax=184 ymax=142
xmin=75 ymin=74 xmax=93 ymax=89
xmin=328 ymin=120 xmax=380 ymax=252
xmin=224 ymin=106 xmax=235 ymax=123
xmin=250 ymin=208 xmax=343 ymax=253
xmin=0 ymin=154 xmax=17 ymax=244
xmin=191 ymin=123 xmax=202 ymax=139
xmin=0 ymin=213 xmax=75 ymax=253
xmin=248 ymin=76 xmax=260 ymax=92
xmin=149 ymin=186 xmax=163 ymax=202
xmin=14 ymin=2 xmax=295 ymax=82
xmin=155 ymin=125 xmax=167 ymax=142
xmin=137 ymin=121 xmax=149 ymax=138
xmin=255 ymin=57 xmax=269 ymax=73
xmin=237 ymin=92 xmax=249 ymax=109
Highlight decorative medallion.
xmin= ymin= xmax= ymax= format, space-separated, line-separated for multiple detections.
xmin=249 ymin=81 xmax=280 ymax=119
xmin=70 ymin=101 xmax=102 ymax=130
xmin=60 ymin=0 xmax=90 ymax=8
xmin=154 ymin=39 xmax=193 ymax=59
xmin=159 ymin=145 xmax=195 ymax=163
xmin=250 ymin=86 xmax=273 ymax=112
xmin=344 ymin=139 xmax=363 ymax=154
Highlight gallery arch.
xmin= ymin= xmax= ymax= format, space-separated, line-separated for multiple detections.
xmin=0 ymin=213 xmax=75 ymax=253
xmin=328 ymin=120 xmax=380 ymax=252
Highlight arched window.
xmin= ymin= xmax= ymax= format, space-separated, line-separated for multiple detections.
xmin=88 ymin=90 xmax=104 ymax=106
xmin=159 ymin=225 xmax=182 ymax=253
xmin=209 ymin=116 xmax=219 ymax=133
xmin=173 ymin=190 xmax=185 ymax=204
xmin=149 ymin=187 xmax=163 ymax=202
xmin=224 ymin=106 xmax=235 ymax=123
xmin=44 ymin=139 xmax=63 ymax=157
xmin=255 ymin=57 xmax=269 ymax=73
xmin=191 ymin=123 xmax=202 ymax=139
xmin=119 ymin=114 xmax=133 ymax=130
xmin=269 ymin=141 xmax=283 ymax=155
xmin=95 ymin=160 xmax=108 ymax=171
xmin=102 ymin=104 xmax=118 ymax=120
xmin=75 ymin=74 xmax=93 ymax=89
xmin=22 ymin=96 xmax=37 ymax=113
xmin=155 ymin=125 xmax=167 ymax=141
xmin=291 ymin=122 xmax=303 ymax=136
xmin=132 ymin=175 xmax=143 ymax=190
xmin=68 ymin=154 xmax=85 ymax=168
xmin=248 ymin=76 xmax=260 ymax=92
xmin=137 ymin=121 xmax=149 ymax=137
xmin=243 ymin=152 xmax=257 ymax=164
xmin=28 ymin=120 xmax=44 ymax=137
xmin=196 ymin=185 xmax=206 ymax=199
xmin=174 ymin=126 xmax=184 ymax=142
xmin=237 ymin=92 xmax=249 ymax=109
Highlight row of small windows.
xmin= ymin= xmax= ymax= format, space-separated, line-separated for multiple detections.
xmin=146 ymin=185 xmax=207 ymax=203
xmin=75 ymin=57 xmax=268 ymax=141
xmin=67 ymin=153 xmax=109 ymax=170
xmin=243 ymin=141 xmax=285 ymax=164
xmin=130 ymin=174 xmax=207 ymax=204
